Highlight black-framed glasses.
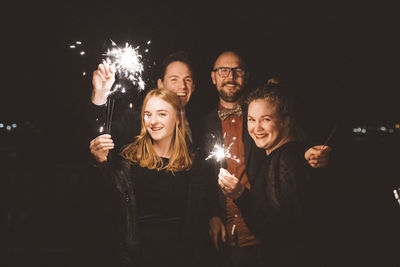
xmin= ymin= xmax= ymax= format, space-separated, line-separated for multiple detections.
xmin=212 ymin=67 xmax=246 ymax=78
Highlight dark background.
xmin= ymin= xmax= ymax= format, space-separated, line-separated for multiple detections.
xmin=2 ymin=1 xmax=400 ymax=266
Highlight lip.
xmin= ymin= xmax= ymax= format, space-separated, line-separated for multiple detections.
xmin=150 ymin=127 xmax=163 ymax=131
xmin=254 ymin=133 xmax=267 ymax=139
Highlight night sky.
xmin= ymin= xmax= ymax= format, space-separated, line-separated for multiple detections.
xmin=4 ymin=1 xmax=399 ymax=124
xmin=3 ymin=2 xmax=400 ymax=266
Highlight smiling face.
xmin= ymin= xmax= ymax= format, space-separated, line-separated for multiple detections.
xmin=158 ymin=61 xmax=194 ymax=107
xmin=247 ymin=99 xmax=290 ymax=155
xmin=143 ymin=96 xmax=177 ymax=145
xmin=211 ymin=51 xmax=247 ymax=106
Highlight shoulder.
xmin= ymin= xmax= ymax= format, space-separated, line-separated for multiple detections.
xmin=275 ymin=141 xmax=305 ymax=160
xmin=272 ymin=142 xmax=307 ymax=172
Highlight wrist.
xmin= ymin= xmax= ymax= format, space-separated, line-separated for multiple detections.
xmin=91 ymin=89 xmax=108 ymax=105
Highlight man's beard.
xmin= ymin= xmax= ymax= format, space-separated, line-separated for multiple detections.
xmin=218 ymin=82 xmax=245 ymax=103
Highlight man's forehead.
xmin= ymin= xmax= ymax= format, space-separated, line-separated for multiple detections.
xmin=214 ymin=53 xmax=242 ymax=68
xmin=165 ymin=61 xmax=192 ymax=76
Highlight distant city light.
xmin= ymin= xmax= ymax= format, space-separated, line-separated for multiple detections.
xmin=82 ymin=72 xmax=86 ymax=76
xmin=76 ymin=41 xmax=82 ymax=45
xmin=396 ymin=124 xmax=400 ymax=129
xmin=80 ymin=51 xmax=85 ymax=55
xmin=99 ymin=126 xmax=104 ymax=133
xmin=11 ymin=123 xmax=17 ymax=128
xmin=129 ymin=103 xmax=133 ymax=109
xmin=0 ymin=123 xmax=4 ymax=128
xmin=353 ymin=127 xmax=368 ymax=134
xmin=389 ymin=129 xmax=394 ymax=133
xmin=145 ymin=49 xmax=149 ymax=53
xmin=69 ymin=45 xmax=76 ymax=49
xmin=147 ymin=40 xmax=151 ymax=45
xmin=121 ymin=88 xmax=126 ymax=93
xmin=6 ymin=125 xmax=11 ymax=131
xmin=379 ymin=126 xmax=387 ymax=132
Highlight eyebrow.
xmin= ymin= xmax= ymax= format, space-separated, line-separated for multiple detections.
xmin=144 ymin=109 xmax=168 ymax=113
xmin=248 ymin=114 xmax=272 ymax=118
xmin=168 ymin=74 xmax=193 ymax=79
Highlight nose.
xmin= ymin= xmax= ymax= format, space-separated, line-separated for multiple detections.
xmin=149 ymin=115 xmax=158 ymax=125
xmin=177 ymin=79 xmax=187 ymax=90
xmin=255 ymin=121 xmax=263 ymax=131
xmin=227 ymin=68 xmax=237 ymax=80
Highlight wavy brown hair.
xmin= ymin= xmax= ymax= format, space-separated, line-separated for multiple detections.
xmin=121 ymin=88 xmax=193 ymax=172
xmin=246 ymin=78 xmax=305 ymax=141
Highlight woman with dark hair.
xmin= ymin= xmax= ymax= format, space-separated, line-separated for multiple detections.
xmin=218 ymin=82 xmax=314 ymax=266
xmin=94 ymin=88 xmax=213 ymax=267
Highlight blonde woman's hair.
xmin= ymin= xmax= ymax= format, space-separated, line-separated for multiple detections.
xmin=121 ymin=88 xmax=193 ymax=172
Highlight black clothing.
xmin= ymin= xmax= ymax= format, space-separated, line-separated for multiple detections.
xmin=96 ymin=154 xmax=214 ymax=267
xmin=133 ymin=158 xmax=188 ymax=224
xmin=235 ymin=141 xmax=313 ymax=266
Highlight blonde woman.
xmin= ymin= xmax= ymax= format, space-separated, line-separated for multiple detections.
xmin=95 ymin=88 xmax=213 ymax=267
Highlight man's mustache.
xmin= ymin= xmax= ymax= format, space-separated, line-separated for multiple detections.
xmin=222 ymin=81 xmax=239 ymax=87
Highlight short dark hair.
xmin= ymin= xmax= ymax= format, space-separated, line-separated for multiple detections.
xmin=246 ymin=78 xmax=305 ymax=141
xmin=159 ymin=51 xmax=194 ymax=81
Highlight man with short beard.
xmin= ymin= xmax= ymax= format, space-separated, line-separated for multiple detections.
xmin=198 ymin=51 xmax=330 ymax=267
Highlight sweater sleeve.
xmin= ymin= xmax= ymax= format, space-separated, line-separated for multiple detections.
xmin=234 ymin=143 xmax=308 ymax=243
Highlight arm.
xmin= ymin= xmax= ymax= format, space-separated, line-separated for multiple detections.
xmin=86 ymin=63 xmax=116 ymax=146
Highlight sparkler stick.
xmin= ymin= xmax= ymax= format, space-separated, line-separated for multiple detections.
xmin=105 ymin=97 xmax=115 ymax=134
xmin=322 ymin=124 xmax=338 ymax=149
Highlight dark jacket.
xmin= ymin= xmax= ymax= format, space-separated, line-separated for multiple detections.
xmin=234 ymin=141 xmax=313 ymax=266
xmin=95 ymin=153 xmax=214 ymax=267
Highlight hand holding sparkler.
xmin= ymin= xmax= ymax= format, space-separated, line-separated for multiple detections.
xmin=304 ymin=145 xmax=331 ymax=168
xmin=91 ymin=62 xmax=116 ymax=105
xmin=89 ymin=134 xmax=114 ymax=163
xmin=218 ymin=168 xmax=245 ymax=200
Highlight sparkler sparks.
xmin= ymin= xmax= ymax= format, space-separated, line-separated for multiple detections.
xmin=206 ymin=142 xmax=240 ymax=164
xmin=103 ymin=40 xmax=145 ymax=93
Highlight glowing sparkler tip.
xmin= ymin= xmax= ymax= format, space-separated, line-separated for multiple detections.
xmin=103 ymin=40 xmax=145 ymax=91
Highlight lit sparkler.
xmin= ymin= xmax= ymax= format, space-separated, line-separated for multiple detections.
xmin=206 ymin=139 xmax=239 ymax=167
xmin=103 ymin=40 xmax=145 ymax=95
xmin=102 ymin=40 xmax=148 ymax=134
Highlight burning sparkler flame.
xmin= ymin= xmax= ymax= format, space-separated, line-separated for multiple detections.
xmin=103 ymin=40 xmax=145 ymax=93
xmin=206 ymin=142 xmax=240 ymax=163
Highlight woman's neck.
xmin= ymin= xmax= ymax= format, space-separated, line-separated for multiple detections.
xmin=265 ymin=136 xmax=293 ymax=156
xmin=153 ymin=138 xmax=173 ymax=158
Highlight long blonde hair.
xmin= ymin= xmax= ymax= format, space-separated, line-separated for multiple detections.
xmin=121 ymin=88 xmax=193 ymax=172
